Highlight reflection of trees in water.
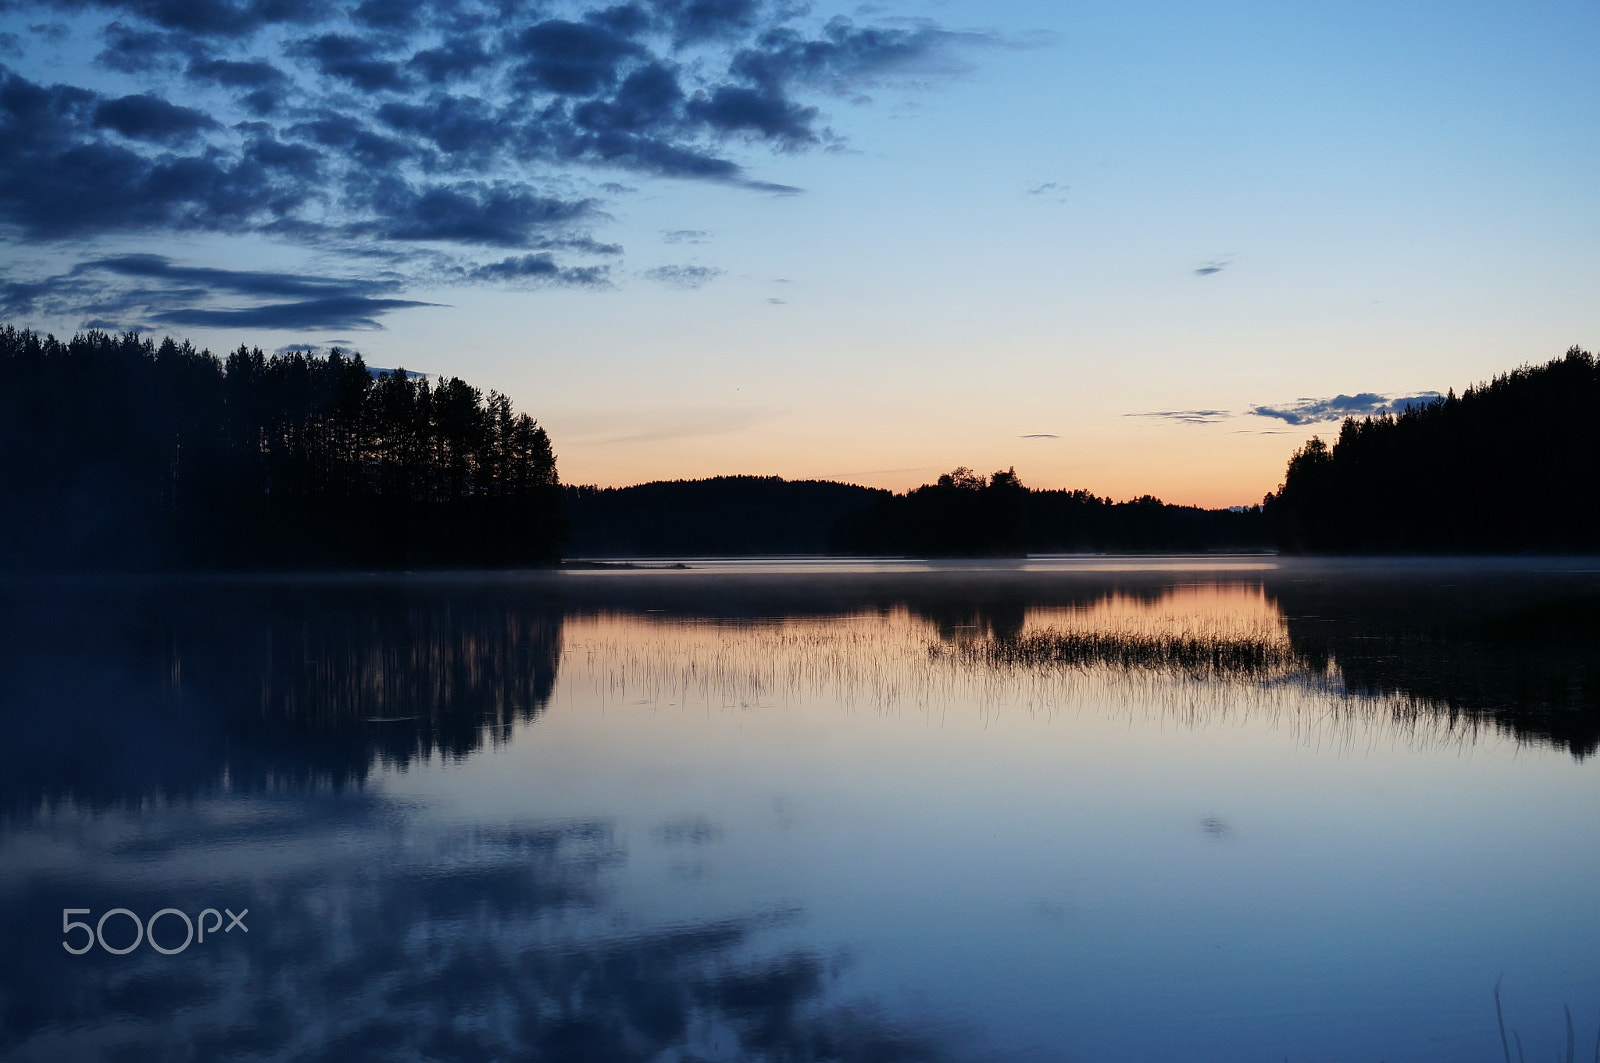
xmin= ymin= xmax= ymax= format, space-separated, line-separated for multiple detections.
xmin=0 ymin=797 xmax=943 ymax=1063
xmin=1269 ymin=581 xmax=1600 ymax=760
xmin=0 ymin=582 xmax=563 ymax=810
xmin=4 ymin=567 xmax=1595 ymax=813
xmin=924 ymin=577 xmax=1600 ymax=760
xmin=562 ymin=574 xmax=1599 ymax=760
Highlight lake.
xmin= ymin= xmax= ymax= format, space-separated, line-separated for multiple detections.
xmin=1 ymin=558 xmax=1597 ymax=1062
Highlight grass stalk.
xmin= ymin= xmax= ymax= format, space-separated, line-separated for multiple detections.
xmin=1498 ymin=979 xmax=1513 ymax=1063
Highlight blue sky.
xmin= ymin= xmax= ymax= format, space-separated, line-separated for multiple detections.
xmin=1 ymin=0 xmax=1595 ymax=504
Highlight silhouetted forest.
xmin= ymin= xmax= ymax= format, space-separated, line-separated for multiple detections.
xmin=564 ymin=475 xmax=884 ymax=556
xmin=1266 ymin=347 xmax=1600 ymax=552
xmin=15 ymin=329 xmax=1591 ymax=568
xmin=0 ymin=327 xmax=562 ymax=570
xmin=829 ymin=466 xmax=1269 ymax=556
xmin=562 ymin=471 xmax=1266 ymax=558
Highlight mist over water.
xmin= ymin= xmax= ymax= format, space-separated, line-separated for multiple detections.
xmin=1 ymin=559 xmax=1597 ymax=1062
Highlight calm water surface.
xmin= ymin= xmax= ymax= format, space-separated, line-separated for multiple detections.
xmin=1 ymin=558 xmax=1598 ymax=1062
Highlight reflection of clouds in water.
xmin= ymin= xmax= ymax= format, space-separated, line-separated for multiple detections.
xmin=0 ymin=790 xmax=946 ymax=1062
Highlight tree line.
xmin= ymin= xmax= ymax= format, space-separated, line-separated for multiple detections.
xmin=7 ymin=326 xmax=1588 ymax=568
xmin=558 ymin=470 xmax=1268 ymax=559
xmin=828 ymin=466 xmax=1269 ymax=556
xmin=1266 ymin=347 xmax=1600 ymax=552
xmin=565 ymin=476 xmax=884 ymax=557
xmin=0 ymin=327 xmax=562 ymax=570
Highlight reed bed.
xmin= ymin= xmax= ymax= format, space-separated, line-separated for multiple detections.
xmin=932 ymin=628 xmax=1303 ymax=680
xmin=556 ymin=589 xmax=1517 ymax=758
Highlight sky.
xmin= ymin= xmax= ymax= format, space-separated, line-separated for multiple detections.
xmin=0 ymin=0 xmax=1596 ymax=507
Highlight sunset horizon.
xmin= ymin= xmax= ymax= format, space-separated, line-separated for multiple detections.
xmin=2 ymin=1 xmax=1593 ymax=511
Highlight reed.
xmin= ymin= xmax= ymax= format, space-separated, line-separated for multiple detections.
xmin=933 ymin=628 xmax=1302 ymax=679
xmin=1494 ymin=980 xmax=1598 ymax=1063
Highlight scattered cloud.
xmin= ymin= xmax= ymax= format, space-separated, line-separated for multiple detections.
xmin=152 ymin=297 xmax=438 ymax=330
xmin=643 ymin=264 xmax=725 ymax=289
xmin=767 ymin=297 xmax=786 ymax=304
xmin=1129 ymin=391 xmax=1445 ymax=428
xmin=0 ymin=253 xmax=435 ymax=331
xmin=661 ymin=229 xmax=711 ymax=244
xmin=81 ymin=254 xmax=398 ymax=300
xmin=0 ymin=0 xmax=996 ymax=325
xmin=468 ymin=252 xmax=611 ymax=287
xmin=1127 ymin=410 xmax=1231 ymax=425
xmin=1249 ymin=392 xmax=1441 ymax=425
xmin=80 ymin=316 xmax=148 ymax=330
xmin=1194 ymin=258 xmax=1230 ymax=276
xmin=1019 ymin=433 xmax=1058 ymax=439
xmin=1024 ymin=181 xmax=1067 ymax=202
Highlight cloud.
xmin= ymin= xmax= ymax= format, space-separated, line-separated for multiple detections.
xmin=0 ymin=0 xmax=996 ymax=322
xmin=468 ymin=252 xmax=611 ymax=287
xmin=688 ymin=84 xmax=819 ymax=143
xmin=1127 ymin=390 xmax=1445 ymax=428
xmin=1249 ymin=392 xmax=1442 ymax=425
xmin=290 ymin=32 xmax=411 ymax=93
xmin=654 ymin=0 xmax=762 ymax=45
xmin=1194 ymin=259 xmax=1229 ymax=276
xmin=1024 ymin=181 xmax=1066 ymax=200
xmin=527 ymin=235 xmax=622 ymax=256
xmin=188 ymin=57 xmax=289 ymax=89
xmin=643 ymin=264 xmax=724 ymax=288
xmin=78 ymin=253 xmax=397 ymax=299
xmin=661 ymin=228 xmax=711 ymax=244
xmin=97 ymin=22 xmax=198 ymax=73
xmin=729 ymin=17 xmax=993 ymax=96
xmin=1127 ymin=410 xmax=1231 ymax=425
xmin=0 ymin=273 xmax=70 ymax=317
xmin=0 ymin=253 xmax=434 ymax=330
xmin=366 ymin=183 xmax=597 ymax=246
xmin=153 ymin=296 xmax=437 ymax=330
xmin=1019 ymin=433 xmax=1058 ymax=439
xmin=512 ymin=18 xmax=645 ymax=96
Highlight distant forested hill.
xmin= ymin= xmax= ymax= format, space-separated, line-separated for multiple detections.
xmin=565 ymin=472 xmax=1267 ymax=560
xmin=0 ymin=327 xmax=562 ymax=570
xmin=563 ymin=476 xmax=886 ymax=557
xmin=828 ymin=467 xmax=1269 ymax=557
xmin=1266 ymin=348 xmax=1600 ymax=552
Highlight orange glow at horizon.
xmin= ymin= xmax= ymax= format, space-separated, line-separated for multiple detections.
xmin=548 ymin=415 xmax=1320 ymax=509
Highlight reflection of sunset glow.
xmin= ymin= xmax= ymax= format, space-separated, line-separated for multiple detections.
xmin=1014 ymin=581 xmax=1288 ymax=643
xmin=554 ymin=586 xmax=1500 ymax=756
